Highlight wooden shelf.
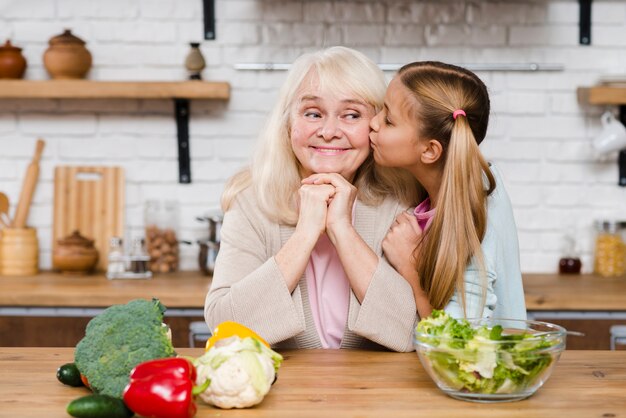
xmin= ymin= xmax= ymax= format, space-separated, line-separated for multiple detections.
xmin=0 ymin=80 xmax=230 ymax=100
xmin=577 ymin=86 xmax=626 ymax=105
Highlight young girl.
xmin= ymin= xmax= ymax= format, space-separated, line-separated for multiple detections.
xmin=369 ymin=61 xmax=526 ymax=321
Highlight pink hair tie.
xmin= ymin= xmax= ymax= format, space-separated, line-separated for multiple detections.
xmin=452 ymin=109 xmax=466 ymax=120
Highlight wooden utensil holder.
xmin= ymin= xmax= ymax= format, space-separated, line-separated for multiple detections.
xmin=0 ymin=228 xmax=39 ymax=276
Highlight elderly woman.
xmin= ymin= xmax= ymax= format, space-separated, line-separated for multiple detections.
xmin=204 ymin=46 xmax=420 ymax=352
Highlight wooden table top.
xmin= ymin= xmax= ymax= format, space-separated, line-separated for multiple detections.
xmin=1 ymin=347 xmax=624 ymax=418
xmin=1 ymin=271 xmax=625 ymax=311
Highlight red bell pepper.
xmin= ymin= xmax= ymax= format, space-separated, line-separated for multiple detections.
xmin=122 ymin=357 xmax=209 ymax=418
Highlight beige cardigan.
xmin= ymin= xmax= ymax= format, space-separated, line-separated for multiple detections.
xmin=204 ymin=187 xmax=418 ymax=352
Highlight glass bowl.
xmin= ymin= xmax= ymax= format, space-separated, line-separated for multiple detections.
xmin=414 ymin=317 xmax=566 ymax=403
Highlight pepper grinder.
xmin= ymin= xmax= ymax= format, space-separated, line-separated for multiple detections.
xmin=184 ymin=42 xmax=205 ymax=80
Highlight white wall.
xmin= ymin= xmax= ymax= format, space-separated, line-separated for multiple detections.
xmin=1 ymin=0 xmax=625 ymax=272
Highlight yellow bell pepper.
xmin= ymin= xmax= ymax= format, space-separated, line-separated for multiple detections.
xmin=205 ymin=321 xmax=270 ymax=350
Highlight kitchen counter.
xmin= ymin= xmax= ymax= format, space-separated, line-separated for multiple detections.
xmin=1 ymin=271 xmax=625 ymax=311
xmin=0 ymin=271 xmax=210 ymax=309
xmin=523 ymin=273 xmax=626 ymax=312
xmin=2 ymin=272 xmax=625 ymax=349
xmin=0 ymin=272 xmax=211 ymax=348
xmin=1 ymin=347 xmax=624 ymax=418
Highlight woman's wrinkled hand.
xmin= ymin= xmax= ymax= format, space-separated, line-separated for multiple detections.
xmin=382 ymin=212 xmax=423 ymax=278
xmin=296 ymin=182 xmax=336 ymax=238
xmin=301 ymin=173 xmax=357 ymax=243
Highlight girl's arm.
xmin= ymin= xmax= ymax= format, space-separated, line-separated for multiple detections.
xmin=382 ymin=212 xmax=433 ymax=318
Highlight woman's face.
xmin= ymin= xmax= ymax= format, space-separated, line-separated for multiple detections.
xmin=290 ymin=73 xmax=375 ymax=183
xmin=369 ymin=77 xmax=422 ymax=169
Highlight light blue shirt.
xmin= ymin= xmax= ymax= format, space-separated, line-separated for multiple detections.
xmin=444 ymin=164 xmax=527 ymax=320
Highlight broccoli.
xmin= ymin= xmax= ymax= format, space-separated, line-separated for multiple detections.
xmin=74 ymin=298 xmax=176 ymax=398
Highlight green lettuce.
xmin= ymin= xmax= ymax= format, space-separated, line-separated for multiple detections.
xmin=416 ymin=310 xmax=561 ymax=395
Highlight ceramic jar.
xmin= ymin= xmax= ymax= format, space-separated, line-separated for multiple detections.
xmin=0 ymin=40 xmax=27 ymax=79
xmin=184 ymin=43 xmax=205 ymax=80
xmin=52 ymin=230 xmax=99 ymax=274
xmin=43 ymin=29 xmax=92 ymax=79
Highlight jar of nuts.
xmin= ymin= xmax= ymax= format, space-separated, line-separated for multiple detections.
xmin=144 ymin=200 xmax=180 ymax=274
xmin=593 ymin=220 xmax=626 ymax=277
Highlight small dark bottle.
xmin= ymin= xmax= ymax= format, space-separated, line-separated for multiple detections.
xmin=559 ymin=257 xmax=582 ymax=274
xmin=558 ymin=234 xmax=582 ymax=275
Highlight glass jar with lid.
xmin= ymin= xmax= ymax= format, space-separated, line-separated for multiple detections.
xmin=144 ymin=200 xmax=179 ymax=274
xmin=593 ymin=220 xmax=626 ymax=277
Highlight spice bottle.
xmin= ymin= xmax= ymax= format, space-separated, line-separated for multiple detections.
xmin=127 ymin=237 xmax=152 ymax=279
xmin=144 ymin=200 xmax=179 ymax=274
xmin=106 ymin=236 xmax=125 ymax=280
xmin=593 ymin=220 xmax=626 ymax=277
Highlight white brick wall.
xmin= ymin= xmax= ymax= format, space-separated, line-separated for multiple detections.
xmin=1 ymin=0 xmax=625 ymax=273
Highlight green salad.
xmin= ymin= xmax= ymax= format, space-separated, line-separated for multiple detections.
xmin=415 ymin=310 xmax=560 ymax=394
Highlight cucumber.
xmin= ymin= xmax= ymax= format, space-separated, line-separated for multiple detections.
xmin=66 ymin=394 xmax=134 ymax=418
xmin=56 ymin=363 xmax=84 ymax=387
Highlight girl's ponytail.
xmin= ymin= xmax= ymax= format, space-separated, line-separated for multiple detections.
xmin=400 ymin=61 xmax=495 ymax=316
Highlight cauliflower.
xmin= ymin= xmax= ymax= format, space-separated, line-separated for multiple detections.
xmin=194 ymin=336 xmax=283 ymax=409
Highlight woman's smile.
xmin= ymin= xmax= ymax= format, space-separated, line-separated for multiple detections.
xmin=310 ymin=146 xmax=352 ymax=155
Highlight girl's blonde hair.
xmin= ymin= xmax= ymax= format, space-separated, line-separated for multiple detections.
xmin=222 ymin=46 xmax=420 ymax=224
xmin=398 ymin=61 xmax=496 ymax=316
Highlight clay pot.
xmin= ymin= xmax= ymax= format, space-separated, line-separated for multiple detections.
xmin=43 ymin=29 xmax=92 ymax=79
xmin=0 ymin=40 xmax=27 ymax=79
xmin=52 ymin=230 xmax=99 ymax=274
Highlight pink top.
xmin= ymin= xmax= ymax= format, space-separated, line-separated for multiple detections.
xmin=305 ymin=205 xmax=356 ymax=349
xmin=413 ymin=198 xmax=436 ymax=231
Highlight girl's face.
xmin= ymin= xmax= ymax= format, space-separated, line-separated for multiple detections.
xmin=290 ymin=73 xmax=375 ymax=183
xmin=369 ymin=77 xmax=422 ymax=169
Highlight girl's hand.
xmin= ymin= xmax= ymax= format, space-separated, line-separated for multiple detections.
xmin=295 ymin=182 xmax=336 ymax=239
xmin=382 ymin=212 xmax=423 ymax=280
xmin=301 ymin=173 xmax=357 ymax=244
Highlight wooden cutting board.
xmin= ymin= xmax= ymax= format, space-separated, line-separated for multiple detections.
xmin=53 ymin=166 xmax=125 ymax=271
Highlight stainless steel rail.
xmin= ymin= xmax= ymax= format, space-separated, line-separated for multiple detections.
xmin=234 ymin=63 xmax=564 ymax=72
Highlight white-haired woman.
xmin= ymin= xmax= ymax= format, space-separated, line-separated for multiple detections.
xmin=204 ymin=46 xmax=420 ymax=352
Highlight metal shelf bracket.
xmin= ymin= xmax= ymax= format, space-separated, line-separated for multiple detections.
xmin=579 ymin=0 xmax=592 ymax=45
xmin=203 ymin=0 xmax=215 ymax=40
xmin=174 ymin=99 xmax=191 ymax=184
xmin=617 ymin=105 xmax=626 ymax=187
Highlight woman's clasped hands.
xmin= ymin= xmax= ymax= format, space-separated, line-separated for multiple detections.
xmin=299 ymin=173 xmax=357 ymax=244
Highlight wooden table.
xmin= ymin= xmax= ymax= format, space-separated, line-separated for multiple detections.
xmin=1 ymin=348 xmax=624 ymax=418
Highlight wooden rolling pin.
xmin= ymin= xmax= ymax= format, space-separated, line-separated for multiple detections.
xmin=12 ymin=139 xmax=45 ymax=228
